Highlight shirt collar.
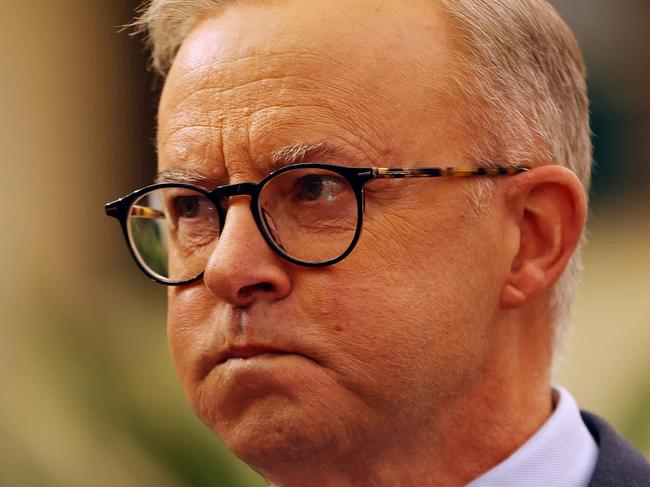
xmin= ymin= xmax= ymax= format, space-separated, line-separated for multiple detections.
xmin=467 ymin=386 xmax=599 ymax=487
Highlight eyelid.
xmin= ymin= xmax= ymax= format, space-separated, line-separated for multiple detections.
xmin=162 ymin=189 xmax=211 ymax=211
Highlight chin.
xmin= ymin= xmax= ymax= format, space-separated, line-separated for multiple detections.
xmin=213 ymin=394 xmax=343 ymax=469
xmin=189 ymin=367 xmax=365 ymax=471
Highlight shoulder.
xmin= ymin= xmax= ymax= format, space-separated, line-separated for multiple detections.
xmin=581 ymin=411 xmax=650 ymax=487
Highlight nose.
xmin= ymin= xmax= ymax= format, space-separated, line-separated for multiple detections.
xmin=203 ymin=199 xmax=292 ymax=306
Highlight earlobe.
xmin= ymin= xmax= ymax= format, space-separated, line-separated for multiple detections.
xmin=500 ymin=166 xmax=587 ymax=310
xmin=501 ymin=262 xmax=547 ymax=309
xmin=501 ymin=283 xmax=528 ymax=309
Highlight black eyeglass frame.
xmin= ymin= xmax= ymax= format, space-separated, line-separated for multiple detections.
xmin=105 ymin=163 xmax=528 ymax=285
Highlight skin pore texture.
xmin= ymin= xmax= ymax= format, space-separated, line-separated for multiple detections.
xmin=158 ymin=0 xmax=587 ymax=485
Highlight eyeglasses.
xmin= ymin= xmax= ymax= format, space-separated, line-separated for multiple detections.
xmin=105 ymin=163 xmax=528 ymax=285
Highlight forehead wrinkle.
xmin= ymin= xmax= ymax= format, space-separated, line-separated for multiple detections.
xmin=162 ymin=45 xmax=426 ymax=166
xmin=159 ymin=67 xmax=324 ymax=159
xmin=158 ymin=120 xmax=227 ymax=187
xmin=163 ymin=39 xmax=410 ymax=119
xmin=159 ymin=125 xmax=218 ymax=167
xmin=163 ymin=50 xmax=353 ymax=126
xmin=158 ymin=123 xmax=212 ymax=150
xmin=169 ymin=50 xmax=341 ymax=96
xmin=161 ymin=91 xmax=390 ymax=183
xmin=165 ymin=73 xmax=304 ymax=116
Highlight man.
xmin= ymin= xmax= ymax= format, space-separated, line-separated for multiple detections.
xmin=106 ymin=0 xmax=649 ymax=485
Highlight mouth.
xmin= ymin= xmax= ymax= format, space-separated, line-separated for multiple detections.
xmin=197 ymin=342 xmax=321 ymax=381
xmin=215 ymin=345 xmax=295 ymax=366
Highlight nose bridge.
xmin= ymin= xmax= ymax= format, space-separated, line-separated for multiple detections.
xmin=212 ymin=180 xmax=262 ymax=248
xmin=202 ymin=181 xmax=292 ymax=306
xmin=210 ymin=182 xmax=259 ymax=218
xmin=215 ymin=181 xmax=258 ymax=199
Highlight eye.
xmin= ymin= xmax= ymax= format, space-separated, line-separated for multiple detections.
xmin=296 ymin=174 xmax=347 ymax=202
xmin=173 ymin=195 xmax=203 ymax=218
xmin=167 ymin=192 xmax=219 ymax=246
xmin=300 ymin=175 xmax=324 ymax=201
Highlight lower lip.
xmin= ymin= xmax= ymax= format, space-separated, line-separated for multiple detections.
xmin=222 ymin=352 xmax=291 ymax=365
xmin=213 ymin=352 xmax=316 ymax=376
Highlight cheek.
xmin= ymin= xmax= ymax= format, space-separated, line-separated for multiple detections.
xmin=295 ymin=210 xmax=502 ymax=405
xmin=166 ymin=285 xmax=219 ymax=394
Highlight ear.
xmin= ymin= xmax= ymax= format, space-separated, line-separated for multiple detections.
xmin=500 ymin=166 xmax=587 ymax=309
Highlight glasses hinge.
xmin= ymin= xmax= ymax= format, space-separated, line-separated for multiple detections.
xmin=105 ymin=202 xmax=121 ymax=218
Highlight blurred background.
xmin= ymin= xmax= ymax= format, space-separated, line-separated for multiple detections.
xmin=0 ymin=1 xmax=647 ymax=485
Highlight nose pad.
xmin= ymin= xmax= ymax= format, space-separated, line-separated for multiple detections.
xmin=202 ymin=200 xmax=292 ymax=306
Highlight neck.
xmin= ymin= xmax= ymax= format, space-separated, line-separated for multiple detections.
xmin=262 ymin=309 xmax=554 ymax=487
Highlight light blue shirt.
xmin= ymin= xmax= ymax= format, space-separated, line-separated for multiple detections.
xmin=467 ymin=386 xmax=599 ymax=487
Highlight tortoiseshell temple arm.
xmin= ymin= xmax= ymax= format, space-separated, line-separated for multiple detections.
xmin=372 ymin=166 xmax=529 ymax=178
xmin=130 ymin=205 xmax=165 ymax=219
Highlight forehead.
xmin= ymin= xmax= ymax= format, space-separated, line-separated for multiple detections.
xmin=158 ymin=0 xmax=458 ymax=183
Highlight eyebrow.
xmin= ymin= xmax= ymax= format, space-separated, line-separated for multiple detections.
xmin=155 ymin=141 xmax=359 ymax=185
xmin=155 ymin=167 xmax=218 ymax=185
xmin=266 ymin=141 xmax=366 ymax=174
xmin=270 ymin=141 xmax=331 ymax=166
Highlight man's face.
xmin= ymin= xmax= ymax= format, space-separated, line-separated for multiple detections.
xmin=159 ymin=0 xmax=510 ymax=469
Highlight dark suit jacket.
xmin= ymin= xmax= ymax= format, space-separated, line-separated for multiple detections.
xmin=582 ymin=411 xmax=650 ymax=486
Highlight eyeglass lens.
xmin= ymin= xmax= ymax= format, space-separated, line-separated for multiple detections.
xmin=128 ymin=187 xmax=219 ymax=282
xmin=127 ymin=167 xmax=359 ymax=282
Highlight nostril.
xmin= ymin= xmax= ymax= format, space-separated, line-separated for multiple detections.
xmin=238 ymin=282 xmax=274 ymax=299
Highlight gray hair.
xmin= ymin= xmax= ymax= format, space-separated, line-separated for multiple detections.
xmin=133 ymin=0 xmax=591 ymax=348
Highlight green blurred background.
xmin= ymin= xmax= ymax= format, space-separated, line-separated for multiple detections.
xmin=1 ymin=1 xmax=648 ymax=485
